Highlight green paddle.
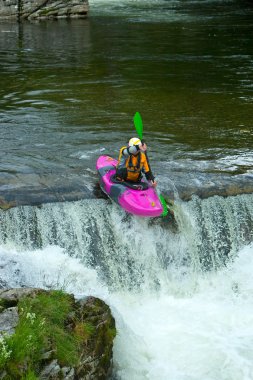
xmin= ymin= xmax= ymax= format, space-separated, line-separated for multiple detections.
xmin=133 ymin=112 xmax=168 ymax=217
xmin=133 ymin=112 xmax=143 ymax=140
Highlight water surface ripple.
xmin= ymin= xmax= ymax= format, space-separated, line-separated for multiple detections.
xmin=0 ymin=0 xmax=253 ymax=197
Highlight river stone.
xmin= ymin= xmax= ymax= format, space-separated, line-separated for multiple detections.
xmin=61 ymin=367 xmax=75 ymax=380
xmin=39 ymin=359 xmax=61 ymax=379
xmin=0 ymin=307 xmax=19 ymax=336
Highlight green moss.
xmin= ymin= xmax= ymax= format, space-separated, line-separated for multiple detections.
xmin=107 ymin=327 xmax=117 ymax=340
xmin=83 ymin=322 xmax=96 ymax=336
xmin=51 ymin=325 xmax=80 ymax=367
xmin=21 ymin=369 xmax=39 ymax=380
xmin=98 ymin=325 xmax=116 ymax=372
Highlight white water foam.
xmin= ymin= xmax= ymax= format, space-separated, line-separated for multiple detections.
xmin=88 ymin=0 xmax=236 ymax=22
xmin=88 ymin=0 xmax=185 ymax=22
xmin=1 ymin=195 xmax=253 ymax=379
xmin=0 ymin=242 xmax=253 ymax=380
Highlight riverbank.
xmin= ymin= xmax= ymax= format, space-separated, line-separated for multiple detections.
xmin=0 ymin=0 xmax=88 ymax=20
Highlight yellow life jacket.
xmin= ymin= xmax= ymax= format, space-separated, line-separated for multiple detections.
xmin=117 ymin=146 xmax=149 ymax=181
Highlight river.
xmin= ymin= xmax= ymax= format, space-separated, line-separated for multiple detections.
xmin=0 ymin=0 xmax=253 ymax=379
xmin=0 ymin=0 xmax=252 ymax=192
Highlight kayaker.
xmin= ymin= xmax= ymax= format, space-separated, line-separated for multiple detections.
xmin=116 ymin=137 xmax=157 ymax=187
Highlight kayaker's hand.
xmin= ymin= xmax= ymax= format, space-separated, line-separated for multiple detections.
xmin=151 ymin=180 xmax=157 ymax=188
xmin=139 ymin=143 xmax=147 ymax=152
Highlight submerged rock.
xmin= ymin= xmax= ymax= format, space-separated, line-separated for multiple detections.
xmin=0 ymin=171 xmax=253 ymax=210
xmin=164 ymin=172 xmax=253 ymax=201
xmin=0 ymin=172 xmax=94 ymax=210
xmin=0 ymin=0 xmax=88 ymax=20
xmin=0 ymin=288 xmax=116 ymax=380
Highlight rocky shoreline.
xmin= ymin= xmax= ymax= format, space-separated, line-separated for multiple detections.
xmin=0 ymin=0 xmax=88 ymax=20
xmin=0 ymin=288 xmax=115 ymax=379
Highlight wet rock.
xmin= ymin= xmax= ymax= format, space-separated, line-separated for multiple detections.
xmin=0 ymin=307 xmax=19 ymax=336
xmin=0 ymin=172 xmax=93 ymax=210
xmin=0 ymin=170 xmax=252 ymax=210
xmin=74 ymin=297 xmax=116 ymax=379
xmin=61 ymin=367 xmax=75 ymax=380
xmin=0 ymin=0 xmax=88 ymax=20
xmin=162 ymin=172 xmax=253 ymax=201
xmin=0 ymin=287 xmax=43 ymax=307
xmin=39 ymin=362 xmax=75 ymax=380
xmin=39 ymin=359 xmax=61 ymax=379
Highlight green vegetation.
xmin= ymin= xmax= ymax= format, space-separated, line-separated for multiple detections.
xmin=21 ymin=369 xmax=38 ymax=380
xmin=0 ymin=290 xmax=97 ymax=379
xmin=74 ymin=321 xmax=96 ymax=340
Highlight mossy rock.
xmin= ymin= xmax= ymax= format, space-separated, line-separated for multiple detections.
xmin=0 ymin=289 xmax=116 ymax=380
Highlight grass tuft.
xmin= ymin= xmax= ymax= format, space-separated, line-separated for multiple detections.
xmin=0 ymin=290 xmax=80 ymax=378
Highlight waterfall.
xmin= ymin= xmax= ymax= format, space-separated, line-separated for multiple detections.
xmin=0 ymin=199 xmax=180 ymax=291
xmin=177 ymin=194 xmax=253 ymax=271
xmin=0 ymin=194 xmax=253 ymax=290
xmin=1 ymin=194 xmax=253 ymax=379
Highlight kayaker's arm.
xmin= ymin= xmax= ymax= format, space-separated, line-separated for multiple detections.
xmin=143 ymin=156 xmax=156 ymax=185
xmin=142 ymin=149 xmax=157 ymax=187
xmin=145 ymin=170 xmax=155 ymax=182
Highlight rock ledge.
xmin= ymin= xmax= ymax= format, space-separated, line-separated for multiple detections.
xmin=0 ymin=0 xmax=88 ymax=20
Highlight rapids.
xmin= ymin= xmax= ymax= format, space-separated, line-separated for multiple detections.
xmin=0 ymin=194 xmax=253 ymax=379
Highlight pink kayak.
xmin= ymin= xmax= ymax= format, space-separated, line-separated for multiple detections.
xmin=96 ymin=155 xmax=163 ymax=217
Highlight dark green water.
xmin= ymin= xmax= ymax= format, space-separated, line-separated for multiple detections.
xmin=0 ymin=0 xmax=253 ymax=195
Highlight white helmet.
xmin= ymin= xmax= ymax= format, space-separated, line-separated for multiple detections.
xmin=128 ymin=137 xmax=141 ymax=147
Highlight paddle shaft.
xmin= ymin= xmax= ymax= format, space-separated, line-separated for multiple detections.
xmin=133 ymin=112 xmax=168 ymax=216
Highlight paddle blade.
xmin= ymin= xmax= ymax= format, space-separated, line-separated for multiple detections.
xmin=133 ymin=112 xmax=143 ymax=140
xmin=159 ymin=194 xmax=169 ymax=217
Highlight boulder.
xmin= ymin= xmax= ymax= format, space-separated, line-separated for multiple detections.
xmin=0 ymin=287 xmax=43 ymax=307
xmin=0 ymin=288 xmax=116 ymax=380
